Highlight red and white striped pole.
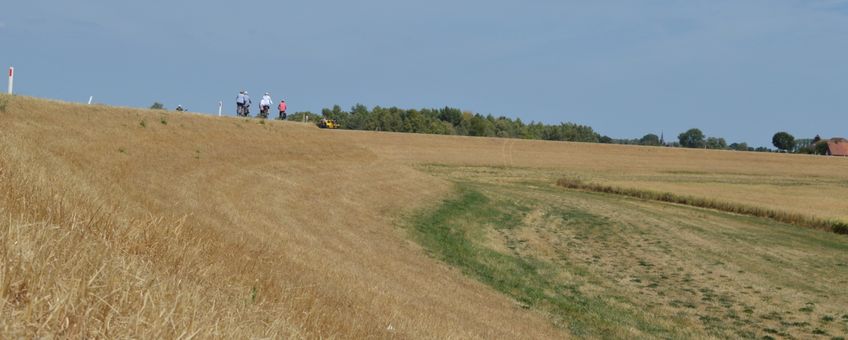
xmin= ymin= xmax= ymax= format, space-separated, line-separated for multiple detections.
xmin=7 ymin=67 xmax=13 ymax=94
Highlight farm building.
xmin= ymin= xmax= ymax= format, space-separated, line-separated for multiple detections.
xmin=826 ymin=138 xmax=848 ymax=156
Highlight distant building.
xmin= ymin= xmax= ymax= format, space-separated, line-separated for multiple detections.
xmin=825 ymin=138 xmax=848 ymax=156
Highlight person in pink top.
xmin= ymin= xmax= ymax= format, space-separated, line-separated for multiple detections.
xmin=277 ymin=100 xmax=287 ymax=120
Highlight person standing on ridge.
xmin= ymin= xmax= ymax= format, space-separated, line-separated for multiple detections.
xmin=278 ymin=100 xmax=287 ymax=120
xmin=236 ymin=90 xmax=246 ymax=116
xmin=259 ymin=92 xmax=272 ymax=119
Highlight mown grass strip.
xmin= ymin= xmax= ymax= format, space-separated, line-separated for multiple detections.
xmin=556 ymin=178 xmax=848 ymax=235
xmin=410 ymin=187 xmax=554 ymax=308
xmin=410 ymin=184 xmax=683 ymax=338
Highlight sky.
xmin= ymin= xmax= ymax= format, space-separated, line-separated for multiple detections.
xmin=2 ymin=1 xmax=847 ymax=146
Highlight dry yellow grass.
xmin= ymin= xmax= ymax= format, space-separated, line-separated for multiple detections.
xmin=0 ymin=95 xmax=559 ymax=338
xmin=1 ymin=94 xmax=847 ymax=338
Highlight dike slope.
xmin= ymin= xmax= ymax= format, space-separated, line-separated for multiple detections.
xmin=0 ymin=96 xmax=558 ymax=338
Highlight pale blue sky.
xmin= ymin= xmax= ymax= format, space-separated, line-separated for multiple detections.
xmin=2 ymin=1 xmax=847 ymax=145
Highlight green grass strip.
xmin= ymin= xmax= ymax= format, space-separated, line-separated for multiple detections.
xmin=410 ymin=184 xmax=682 ymax=337
xmin=556 ymin=178 xmax=848 ymax=235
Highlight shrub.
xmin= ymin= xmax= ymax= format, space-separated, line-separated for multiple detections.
xmin=815 ymin=142 xmax=830 ymax=155
xmin=832 ymin=221 xmax=848 ymax=235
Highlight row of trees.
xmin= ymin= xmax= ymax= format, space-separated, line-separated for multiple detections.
xmin=296 ymin=105 xmax=773 ymax=151
xmin=312 ymin=105 xmax=603 ymax=142
xmin=671 ymin=129 xmax=832 ymax=154
xmin=613 ymin=129 xmax=766 ymax=152
xmin=608 ymin=134 xmax=663 ymax=146
xmin=307 ymin=105 xmax=831 ymax=155
xmin=673 ymin=128 xmax=770 ymax=152
xmin=772 ymin=132 xmax=830 ymax=154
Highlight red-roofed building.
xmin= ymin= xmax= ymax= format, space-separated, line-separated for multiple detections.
xmin=826 ymin=138 xmax=848 ymax=156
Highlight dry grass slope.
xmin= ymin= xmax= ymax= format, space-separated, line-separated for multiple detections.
xmin=1 ymin=149 xmax=304 ymax=338
xmin=2 ymin=94 xmax=847 ymax=338
xmin=0 ymin=95 xmax=559 ymax=338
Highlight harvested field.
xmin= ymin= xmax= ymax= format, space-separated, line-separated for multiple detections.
xmin=1 ymin=94 xmax=847 ymax=338
xmin=412 ymin=166 xmax=848 ymax=338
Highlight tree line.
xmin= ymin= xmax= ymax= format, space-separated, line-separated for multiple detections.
xmin=283 ymin=104 xmax=788 ymax=151
xmin=771 ymin=132 xmax=832 ymax=155
xmin=672 ymin=128 xmax=772 ymax=152
xmin=309 ymin=105 xmax=603 ymax=142
xmin=298 ymin=104 xmax=775 ymax=151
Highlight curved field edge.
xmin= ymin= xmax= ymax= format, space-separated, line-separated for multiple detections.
xmin=405 ymin=178 xmax=848 ymax=339
xmin=405 ymin=184 xmax=687 ymax=338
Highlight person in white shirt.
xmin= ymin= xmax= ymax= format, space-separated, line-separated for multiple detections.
xmin=259 ymin=92 xmax=272 ymax=118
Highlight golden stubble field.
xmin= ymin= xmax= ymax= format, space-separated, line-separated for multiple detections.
xmin=1 ymin=94 xmax=846 ymax=338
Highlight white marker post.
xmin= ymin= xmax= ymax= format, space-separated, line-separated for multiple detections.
xmin=7 ymin=67 xmax=13 ymax=94
xmin=218 ymin=101 xmax=223 ymax=116
xmin=88 ymin=96 xmax=94 ymax=104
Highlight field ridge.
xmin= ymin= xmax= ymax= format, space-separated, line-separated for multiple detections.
xmin=556 ymin=177 xmax=848 ymax=234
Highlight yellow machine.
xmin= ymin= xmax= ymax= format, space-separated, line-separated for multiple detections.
xmin=317 ymin=119 xmax=339 ymax=129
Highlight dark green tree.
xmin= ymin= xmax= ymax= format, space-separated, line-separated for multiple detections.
xmin=438 ymin=107 xmax=463 ymax=126
xmin=150 ymin=102 xmax=165 ymax=110
xmin=640 ymin=133 xmax=661 ymax=146
xmin=729 ymin=142 xmax=749 ymax=151
xmin=402 ymin=110 xmax=428 ymax=133
xmin=678 ymin=128 xmax=706 ymax=148
xmin=705 ymin=137 xmax=727 ymax=149
xmin=772 ymin=132 xmax=796 ymax=152
xmin=815 ymin=141 xmax=830 ymax=155
xmin=468 ymin=114 xmax=495 ymax=137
